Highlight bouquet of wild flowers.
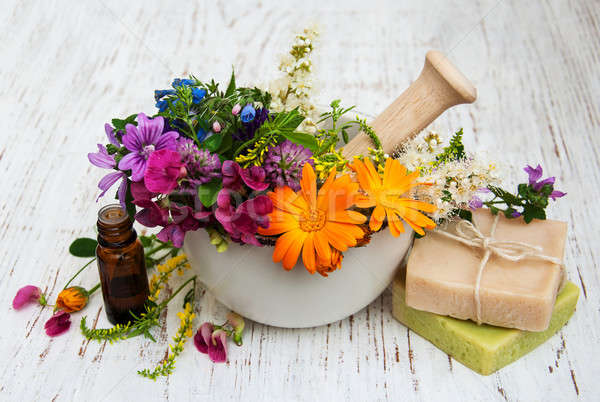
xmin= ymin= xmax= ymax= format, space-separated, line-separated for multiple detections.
xmin=88 ymin=29 xmax=441 ymax=277
xmin=88 ymin=28 xmax=565 ymax=277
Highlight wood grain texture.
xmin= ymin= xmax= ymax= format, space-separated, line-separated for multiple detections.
xmin=1 ymin=0 xmax=599 ymax=401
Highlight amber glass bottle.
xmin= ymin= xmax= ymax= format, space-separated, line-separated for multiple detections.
xmin=96 ymin=204 xmax=149 ymax=325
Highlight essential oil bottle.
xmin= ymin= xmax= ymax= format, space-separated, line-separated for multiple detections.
xmin=96 ymin=204 xmax=149 ymax=325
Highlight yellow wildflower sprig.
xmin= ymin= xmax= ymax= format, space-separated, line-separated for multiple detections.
xmin=138 ymin=300 xmax=196 ymax=380
xmin=312 ymin=141 xmax=350 ymax=180
xmin=149 ymin=254 xmax=191 ymax=302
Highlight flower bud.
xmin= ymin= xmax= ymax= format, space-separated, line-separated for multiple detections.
xmin=212 ymin=121 xmax=222 ymax=133
xmin=56 ymin=286 xmax=89 ymax=313
xmin=227 ymin=312 xmax=245 ymax=346
xmin=231 ymin=104 xmax=242 ymax=116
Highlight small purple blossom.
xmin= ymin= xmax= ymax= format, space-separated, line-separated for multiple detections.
xmin=88 ymin=144 xmax=128 ymax=209
xmin=45 ymin=311 xmax=71 ymax=337
xmin=263 ymin=140 xmax=314 ymax=191
xmin=524 ymin=164 xmax=566 ymax=197
xmin=468 ymin=195 xmax=483 ymax=210
xmin=524 ymin=164 xmax=543 ymax=185
xmin=13 ymin=285 xmax=42 ymax=310
xmin=104 ymin=124 xmax=119 ymax=146
xmin=234 ymin=108 xmax=269 ymax=141
xmin=118 ymin=113 xmax=179 ymax=182
xmin=511 ymin=211 xmax=522 ymax=218
xmin=177 ymin=138 xmax=221 ymax=188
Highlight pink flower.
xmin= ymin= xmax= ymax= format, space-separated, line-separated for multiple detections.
xmin=144 ymin=149 xmax=186 ymax=194
xmin=209 ymin=329 xmax=228 ymax=363
xmin=232 ymin=104 xmax=241 ymax=116
xmin=212 ymin=121 xmax=222 ymax=133
xmin=44 ymin=311 xmax=71 ymax=337
xmin=12 ymin=285 xmax=42 ymax=310
xmin=215 ymin=190 xmax=272 ymax=246
xmin=194 ymin=323 xmax=228 ymax=363
xmin=222 ymin=161 xmax=269 ymax=192
xmin=155 ymin=204 xmax=200 ymax=247
xmin=194 ymin=322 xmax=214 ymax=354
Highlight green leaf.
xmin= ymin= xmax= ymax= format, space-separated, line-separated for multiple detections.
xmin=204 ymin=133 xmax=223 ymax=152
xmin=280 ymin=131 xmax=319 ymax=152
xmin=225 ymin=69 xmax=236 ymax=98
xmin=140 ymin=235 xmax=153 ymax=248
xmin=69 ymin=238 xmax=98 ymax=257
xmin=341 ymin=128 xmax=349 ymax=144
xmin=197 ymin=180 xmax=222 ymax=207
xmin=217 ymin=133 xmax=233 ymax=154
xmin=457 ymin=209 xmax=472 ymax=222
xmin=523 ymin=204 xmax=546 ymax=223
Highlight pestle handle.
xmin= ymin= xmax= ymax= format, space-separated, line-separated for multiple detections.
xmin=342 ymin=50 xmax=477 ymax=158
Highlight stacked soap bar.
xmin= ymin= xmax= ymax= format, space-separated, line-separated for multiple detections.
xmin=405 ymin=209 xmax=568 ymax=331
xmin=392 ymin=277 xmax=579 ymax=375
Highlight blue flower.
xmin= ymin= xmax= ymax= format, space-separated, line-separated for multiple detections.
xmin=172 ymin=78 xmax=195 ymax=88
xmin=156 ymin=100 xmax=169 ymax=112
xmin=192 ymin=88 xmax=207 ymax=104
xmin=240 ymin=104 xmax=256 ymax=123
xmin=154 ymin=89 xmax=176 ymax=101
xmin=196 ymin=127 xmax=208 ymax=142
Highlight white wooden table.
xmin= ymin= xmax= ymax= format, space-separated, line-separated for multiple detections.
xmin=1 ymin=1 xmax=599 ymax=400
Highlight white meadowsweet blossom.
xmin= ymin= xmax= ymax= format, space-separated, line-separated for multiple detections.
xmin=263 ymin=27 xmax=319 ymax=133
xmin=396 ymin=131 xmax=502 ymax=222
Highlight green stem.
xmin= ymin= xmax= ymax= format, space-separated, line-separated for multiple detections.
xmin=87 ymin=283 xmax=101 ymax=296
xmin=160 ymin=276 xmax=197 ymax=308
xmin=64 ymin=258 xmax=96 ymax=290
xmin=146 ymin=243 xmax=171 ymax=257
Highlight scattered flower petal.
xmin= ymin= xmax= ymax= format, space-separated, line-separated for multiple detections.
xmin=12 ymin=285 xmax=42 ymax=310
xmin=44 ymin=311 xmax=71 ymax=337
xmin=208 ymin=329 xmax=228 ymax=363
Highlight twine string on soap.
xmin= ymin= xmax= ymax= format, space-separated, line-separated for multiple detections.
xmin=436 ymin=215 xmax=565 ymax=324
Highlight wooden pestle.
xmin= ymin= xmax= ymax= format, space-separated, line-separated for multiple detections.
xmin=341 ymin=50 xmax=477 ymax=158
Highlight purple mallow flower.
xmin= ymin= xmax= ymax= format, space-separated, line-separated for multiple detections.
xmin=215 ymin=190 xmax=272 ymax=246
xmin=104 ymin=123 xmax=119 ymax=146
xmin=118 ymin=113 xmax=179 ymax=182
xmin=263 ymin=140 xmax=314 ymax=191
xmin=524 ymin=164 xmax=566 ymax=198
xmin=177 ymin=138 xmax=221 ymax=189
xmin=88 ymin=144 xmax=128 ymax=209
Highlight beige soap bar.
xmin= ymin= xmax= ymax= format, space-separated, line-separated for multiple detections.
xmin=406 ymin=209 xmax=567 ymax=331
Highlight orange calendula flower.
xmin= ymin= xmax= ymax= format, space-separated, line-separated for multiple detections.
xmin=315 ymin=248 xmax=343 ymax=277
xmin=350 ymin=158 xmax=437 ymax=236
xmin=258 ymin=163 xmax=367 ymax=274
xmin=56 ymin=286 xmax=89 ymax=313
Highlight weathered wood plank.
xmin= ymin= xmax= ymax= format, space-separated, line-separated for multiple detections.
xmin=1 ymin=0 xmax=598 ymax=401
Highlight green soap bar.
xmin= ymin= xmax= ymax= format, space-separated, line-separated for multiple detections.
xmin=392 ymin=278 xmax=579 ymax=375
